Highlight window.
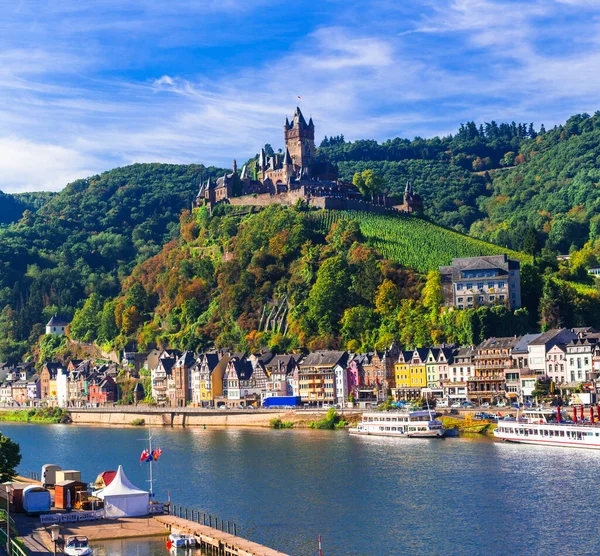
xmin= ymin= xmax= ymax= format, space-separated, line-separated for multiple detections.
xmin=488 ymin=282 xmax=495 ymax=289
xmin=499 ymin=295 xmax=505 ymax=301
xmin=477 ymin=282 xmax=484 ymax=289
xmin=498 ymin=281 xmax=505 ymax=288
xmin=467 ymin=297 xmax=473 ymax=302
xmin=458 ymin=297 xmax=463 ymax=302
xmin=478 ymin=296 xmax=484 ymax=302
xmin=577 ymin=358 xmax=581 ymax=369
xmin=457 ymin=283 xmax=464 ymax=290
xmin=570 ymin=358 xmax=574 ymax=366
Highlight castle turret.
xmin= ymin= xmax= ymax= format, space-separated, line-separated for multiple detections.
xmin=233 ymin=159 xmax=237 ymax=174
xmin=284 ymin=106 xmax=315 ymax=172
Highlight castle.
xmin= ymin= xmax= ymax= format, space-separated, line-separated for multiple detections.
xmin=194 ymin=107 xmax=423 ymax=214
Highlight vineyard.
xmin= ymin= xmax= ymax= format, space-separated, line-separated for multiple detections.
xmin=309 ymin=210 xmax=529 ymax=273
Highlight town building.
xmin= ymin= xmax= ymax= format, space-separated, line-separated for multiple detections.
xmin=298 ymin=351 xmax=348 ymax=406
xmin=546 ymin=344 xmax=567 ymax=384
xmin=440 ymin=255 xmax=521 ymax=310
xmin=173 ymin=351 xmax=195 ymax=407
xmin=527 ymin=329 xmax=577 ymax=374
xmin=194 ymin=351 xmax=229 ymax=407
xmin=46 ymin=315 xmax=70 ymax=336
xmin=470 ymin=336 xmax=519 ymax=404
xmin=565 ymin=336 xmax=600 ymax=384
xmin=151 ymin=357 xmax=175 ymax=406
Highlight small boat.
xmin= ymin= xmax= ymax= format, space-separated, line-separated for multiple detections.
xmin=64 ymin=536 xmax=93 ymax=556
xmin=349 ymin=409 xmax=446 ymax=438
xmin=168 ymin=533 xmax=197 ymax=548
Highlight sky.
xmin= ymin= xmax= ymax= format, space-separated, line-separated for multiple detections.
xmin=1 ymin=0 xmax=600 ymax=193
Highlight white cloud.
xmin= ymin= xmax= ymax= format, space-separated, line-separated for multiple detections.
xmin=0 ymin=137 xmax=98 ymax=192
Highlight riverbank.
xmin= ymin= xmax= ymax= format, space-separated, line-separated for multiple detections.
xmin=67 ymin=407 xmax=363 ymax=428
xmin=0 ymin=408 xmax=71 ymax=424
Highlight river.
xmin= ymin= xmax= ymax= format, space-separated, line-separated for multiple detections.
xmin=1 ymin=422 xmax=599 ymax=555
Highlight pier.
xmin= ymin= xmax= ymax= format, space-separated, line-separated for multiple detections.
xmin=154 ymin=515 xmax=290 ymax=556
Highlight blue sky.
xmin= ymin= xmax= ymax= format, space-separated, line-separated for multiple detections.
xmin=1 ymin=0 xmax=600 ymax=192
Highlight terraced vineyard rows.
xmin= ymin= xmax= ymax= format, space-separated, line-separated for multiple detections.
xmin=310 ymin=210 xmax=528 ymax=273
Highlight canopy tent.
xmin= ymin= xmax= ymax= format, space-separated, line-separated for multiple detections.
xmin=96 ymin=465 xmax=149 ymax=517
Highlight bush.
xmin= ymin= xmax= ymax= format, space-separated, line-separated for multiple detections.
xmin=269 ymin=418 xmax=293 ymax=429
xmin=309 ymin=408 xmax=340 ymax=430
xmin=130 ymin=418 xmax=146 ymax=426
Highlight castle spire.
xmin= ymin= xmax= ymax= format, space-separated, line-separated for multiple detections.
xmin=283 ymin=147 xmax=292 ymax=166
xmin=233 ymin=159 xmax=237 ymax=174
xmin=294 ymin=106 xmax=307 ymax=127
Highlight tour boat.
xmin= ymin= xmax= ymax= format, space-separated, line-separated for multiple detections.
xmin=168 ymin=533 xmax=197 ymax=548
xmin=64 ymin=536 xmax=93 ymax=556
xmin=349 ymin=409 xmax=446 ymax=438
xmin=493 ymin=407 xmax=600 ymax=449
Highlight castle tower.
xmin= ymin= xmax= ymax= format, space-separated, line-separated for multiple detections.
xmin=284 ymin=107 xmax=315 ymax=174
xmin=233 ymin=159 xmax=238 ymax=174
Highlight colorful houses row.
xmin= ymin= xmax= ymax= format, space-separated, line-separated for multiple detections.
xmin=0 ymin=360 xmax=120 ymax=408
xmin=392 ymin=327 xmax=600 ymax=403
xmin=147 ymin=347 xmax=398 ymax=408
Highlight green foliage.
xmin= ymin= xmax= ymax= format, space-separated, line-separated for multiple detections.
xmin=38 ymin=334 xmax=68 ymax=364
xmin=269 ymin=418 xmax=293 ymax=429
xmin=130 ymin=418 xmax=146 ymax=426
xmin=0 ymin=433 xmax=21 ymax=483
xmin=309 ymin=408 xmax=340 ymax=430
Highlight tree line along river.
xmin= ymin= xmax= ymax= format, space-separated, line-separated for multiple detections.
xmin=2 ymin=422 xmax=600 ymax=555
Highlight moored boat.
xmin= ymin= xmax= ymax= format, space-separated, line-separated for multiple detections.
xmin=349 ymin=409 xmax=446 ymax=438
xmin=493 ymin=407 xmax=600 ymax=449
xmin=64 ymin=536 xmax=93 ymax=556
xmin=168 ymin=533 xmax=197 ymax=548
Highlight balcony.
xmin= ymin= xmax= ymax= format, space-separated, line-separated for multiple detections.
xmin=468 ymin=376 xmax=505 ymax=381
xmin=474 ymin=360 xmax=514 ymax=368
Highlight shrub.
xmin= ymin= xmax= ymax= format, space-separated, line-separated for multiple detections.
xmin=130 ymin=418 xmax=146 ymax=426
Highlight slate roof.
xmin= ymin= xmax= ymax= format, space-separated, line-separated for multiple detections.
xmin=46 ymin=315 xmax=70 ymax=327
xmin=512 ymin=333 xmax=542 ymax=354
xmin=300 ymin=350 xmax=348 ymax=369
xmin=440 ymin=254 xmax=519 ymax=280
xmin=476 ymin=336 xmax=520 ymax=351
xmin=529 ymin=328 xmax=577 ymax=347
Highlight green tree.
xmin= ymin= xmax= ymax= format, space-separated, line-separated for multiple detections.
xmin=70 ymin=293 xmax=104 ymax=341
xmin=306 ymin=255 xmax=350 ymax=336
xmin=0 ymin=433 xmax=22 ymax=482
xmin=422 ymin=270 xmax=443 ymax=318
xmin=340 ymin=306 xmax=377 ymax=349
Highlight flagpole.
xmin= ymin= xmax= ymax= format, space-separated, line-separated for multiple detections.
xmin=149 ymin=427 xmax=153 ymax=499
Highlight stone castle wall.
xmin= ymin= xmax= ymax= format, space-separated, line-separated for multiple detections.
xmin=226 ymin=190 xmax=408 ymax=216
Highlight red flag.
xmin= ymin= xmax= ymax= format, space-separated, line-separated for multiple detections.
xmin=153 ymin=448 xmax=163 ymax=461
xmin=297 ymin=95 xmax=302 ymax=99
xmin=140 ymin=449 xmax=149 ymax=463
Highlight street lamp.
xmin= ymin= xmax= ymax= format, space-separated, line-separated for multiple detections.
xmin=47 ymin=523 xmax=61 ymax=556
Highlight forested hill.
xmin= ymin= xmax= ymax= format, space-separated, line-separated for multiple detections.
xmin=321 ymin=112 xmax=600 ymax=253
xmin=0 ymin=162 xmax=226 ymax=359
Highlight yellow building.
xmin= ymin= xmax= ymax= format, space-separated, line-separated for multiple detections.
xmin=393 ymin=349 xmax=428 ymax=400
xmin=196 ymin=352 xmax=229 ymax=407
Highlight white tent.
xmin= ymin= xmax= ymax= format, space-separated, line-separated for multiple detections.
xmin=96 ymin=465 xmax=149 ymax=517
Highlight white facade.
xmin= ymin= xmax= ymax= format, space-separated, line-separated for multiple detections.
xmin=527 ymin=344 xmax=547 ymax=375
xmin=566 ymin=345 xmax=593 ymax=383
xmin=334 ymin=364 xmax=348 ymax=403
xmin=546 ymin=345 xmax=567 ymax=384
xmin=56 ymin=369 xmax=69 ymax=408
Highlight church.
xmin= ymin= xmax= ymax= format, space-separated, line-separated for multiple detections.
xmin=194 ymin=107 xmax=423 ymax=214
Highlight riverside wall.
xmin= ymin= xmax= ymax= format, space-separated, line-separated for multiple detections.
xmin=67 ymin=408 xmax=362 ymax=427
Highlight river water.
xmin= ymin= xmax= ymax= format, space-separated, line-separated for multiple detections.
xmin=2 ymin=422 xmax=599 ymax=555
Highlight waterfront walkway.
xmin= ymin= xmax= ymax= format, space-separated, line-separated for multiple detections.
xmin=155 ymin=515 xmax=290 ymax=556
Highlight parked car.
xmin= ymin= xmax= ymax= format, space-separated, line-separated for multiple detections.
xmin=474 ymin=412 xmax=485 ymax=420
xmin=451 ymin=402 xmax=462 ymax=408
xmin=481 ymin=402 xmax=490 ymax=408
xmin=437 ymin=399 xmax=449 ymax=408
xmin=462 ymin=402 xmax=474 ymax=408
xmin=496 ymin=401 xmax=507 ymax=407
xmin=322 ymin=403 xmax=332 ymax=409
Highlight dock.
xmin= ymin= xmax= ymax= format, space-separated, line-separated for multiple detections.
xmin=154 ymin=515 xmax=290 ymax=556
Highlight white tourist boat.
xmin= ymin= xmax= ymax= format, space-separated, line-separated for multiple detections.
xmin=349 ymin=409 xmax=446 ymax=438
xmin=493 ymin=408 xmax=600 ymax=449
xmin=64 ymin=536 xmax=93 ymax=556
